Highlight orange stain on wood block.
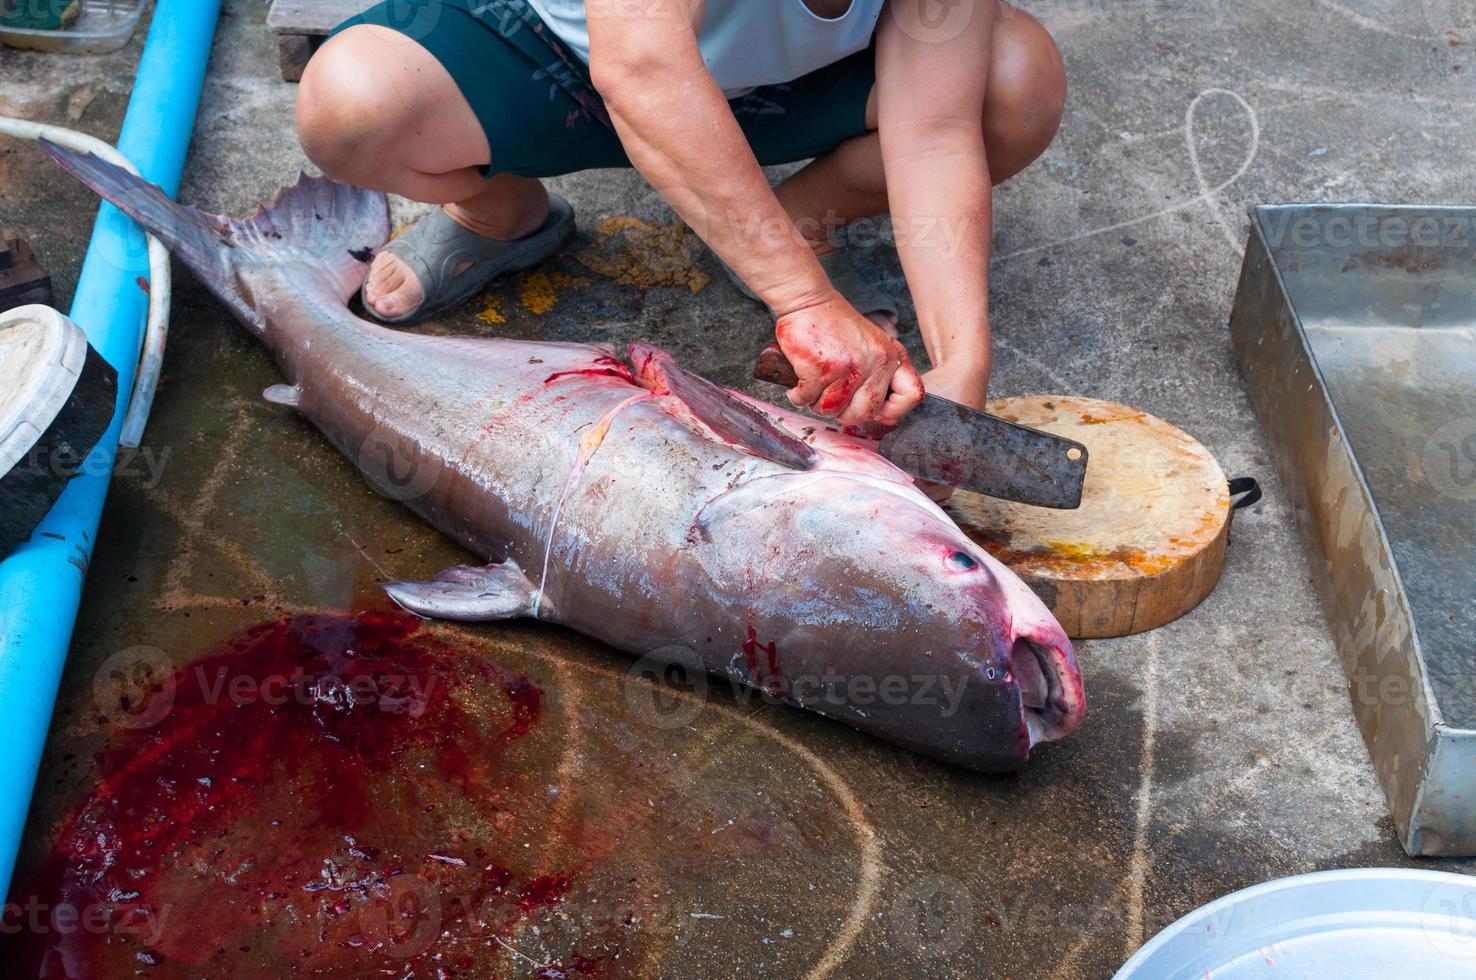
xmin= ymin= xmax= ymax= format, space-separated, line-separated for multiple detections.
xmin=947 ymin=395 xmax=1234 ymax=638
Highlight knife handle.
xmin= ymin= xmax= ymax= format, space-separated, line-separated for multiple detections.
xmin=753 ymin=342 xmax=800 ymax=388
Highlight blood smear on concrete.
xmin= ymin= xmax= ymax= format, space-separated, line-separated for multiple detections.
xmin=0 ymin=612 xmax=631 ymax=978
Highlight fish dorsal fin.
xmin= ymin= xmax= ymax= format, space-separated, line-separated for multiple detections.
xmin=629 ymin=343 xmax=816 ymax=470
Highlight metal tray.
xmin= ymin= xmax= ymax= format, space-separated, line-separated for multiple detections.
xmin=1230 ymin=204 xmax=1476 ymax=856
xmin=0 ymin=0 xmax=143 ymax=54
xmin=1115 ymin=868 xmax=1476 ymax=979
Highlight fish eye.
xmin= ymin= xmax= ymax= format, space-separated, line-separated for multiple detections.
xmin=947 ymin=550 xmax=977 ymax=570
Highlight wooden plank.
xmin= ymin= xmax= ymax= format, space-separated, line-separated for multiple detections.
xmin=267 ymin=0 xmax=376 ymax=37
xmin=277 ymin=33 xmax=315 ymax=82
xmin=0 ymin=237 xmax=54 ymax=315
xmin=946 ymin=395 xmax=1232 ymax=639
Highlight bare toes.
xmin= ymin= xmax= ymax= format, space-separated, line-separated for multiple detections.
xmin=377 ymin=262 xmax=408 ymax=296
xmin=367 ymin=253 xmax=397 ymax=289
xmin=365 ymin=254 xmax=424 ymax=318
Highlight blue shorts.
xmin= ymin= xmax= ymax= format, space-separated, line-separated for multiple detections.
xmin=334 ymin=0 xmax=877 ymax=178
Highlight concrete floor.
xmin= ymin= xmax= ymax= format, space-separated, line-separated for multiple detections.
xmin=4 ymin=1 xmax=1476 ymax=977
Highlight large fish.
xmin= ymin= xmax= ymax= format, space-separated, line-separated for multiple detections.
xmin=46 ymin=143 xmax=1084 ymax=770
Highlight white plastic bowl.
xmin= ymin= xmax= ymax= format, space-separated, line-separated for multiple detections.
xmin=1116 ymin=868 xmax=1476 ymax=979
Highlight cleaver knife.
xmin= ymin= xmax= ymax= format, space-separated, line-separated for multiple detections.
xmin=753 ymin=343 xmax=1088 ymax=509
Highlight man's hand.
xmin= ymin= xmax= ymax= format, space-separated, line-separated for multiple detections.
xmin=775 ymin=293 xmax=924 ymax=426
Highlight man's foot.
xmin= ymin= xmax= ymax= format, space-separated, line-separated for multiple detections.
xmin=362 ymin=196 xmax=575 ymax=325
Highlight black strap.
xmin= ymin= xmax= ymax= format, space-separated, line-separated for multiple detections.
xmin=1228 ymin=476 xmax=1262 ymax=510
xmin=1225 ymin=476 xmax=1261 ymax=547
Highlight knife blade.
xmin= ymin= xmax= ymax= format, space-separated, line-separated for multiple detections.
xmin=752 ymin=343 xmax=1087 ymax=509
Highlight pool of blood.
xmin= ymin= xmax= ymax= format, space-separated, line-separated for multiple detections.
xmin=1 ymin=613 xmax=627 ymax=978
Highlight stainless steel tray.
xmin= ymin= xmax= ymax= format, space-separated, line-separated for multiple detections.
xmin=1230 ymin=204 xmax=1476 ymax=856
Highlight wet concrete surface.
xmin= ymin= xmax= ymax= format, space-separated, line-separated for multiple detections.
xmin=4 ymin=0 xmax=1476 ymax=976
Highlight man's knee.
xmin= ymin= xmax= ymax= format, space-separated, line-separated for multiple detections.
xmin=985 ymin=7 xmax=1066 ymax=182
xmin=296 ymin=27 xmax=404 ymax=185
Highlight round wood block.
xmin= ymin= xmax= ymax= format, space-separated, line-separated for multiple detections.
xmin=946 ymin=396 xmax=1230 ymax=639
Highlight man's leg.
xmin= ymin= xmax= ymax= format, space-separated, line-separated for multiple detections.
xmin=295 ymin=25 xmax=550 ymax=319
xmin=772 ymin=4 xmax=1066 ymax=327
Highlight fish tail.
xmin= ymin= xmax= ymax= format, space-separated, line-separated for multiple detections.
xmin=41 ymin=140 xmax=390 ymax=336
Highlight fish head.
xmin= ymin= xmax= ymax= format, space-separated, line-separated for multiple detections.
xmin=887 ymin=506 xmax=1087 ymax=764
xmin=704 ymin=468 xmax=1085 ymax=771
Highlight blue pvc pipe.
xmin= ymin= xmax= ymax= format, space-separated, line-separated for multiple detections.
xmin=0 ymin=0 xmax=221 ymax=897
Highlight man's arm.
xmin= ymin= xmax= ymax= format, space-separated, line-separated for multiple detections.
xmin=586 ymin=1 xmax=922 ymax=425
xmin=875 ymin=0 xmax=1000 ymax=409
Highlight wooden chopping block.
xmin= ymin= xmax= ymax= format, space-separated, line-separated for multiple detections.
xmin=946 ymin=395 xmax=1232 ymax=639
xmin=0 ymin=305 xmax=118 ymax=556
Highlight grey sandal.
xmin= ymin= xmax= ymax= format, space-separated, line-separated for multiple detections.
xmin=720 ymin=249 xmax=900 ymax=325
xmin=364 ymin=194 xmax=576 ymax=326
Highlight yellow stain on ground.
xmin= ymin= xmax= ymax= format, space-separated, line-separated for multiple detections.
xmin=476 ymin=293 xmax=506 ymax=325
xmin=575 ymin=216 xmax=712 ymax=293
xmin=411 ymin=213 xmax=709 ymax=322
xmin=520 ymin=270 xmax=591 ymax=315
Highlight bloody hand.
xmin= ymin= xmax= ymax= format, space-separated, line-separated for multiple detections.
xmin=773 ymin=295 xmax=924 ymax=426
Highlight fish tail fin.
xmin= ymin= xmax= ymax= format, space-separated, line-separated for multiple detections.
xmin=41 ymin=140 xmax=390 ymax=335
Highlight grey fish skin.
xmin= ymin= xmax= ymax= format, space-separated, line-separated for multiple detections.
xmin=45 ymin=143 xmax=1085 ymax=771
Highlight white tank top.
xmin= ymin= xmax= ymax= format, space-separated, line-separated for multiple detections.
xmin=525 ymin=0 xmax=884 ymax=97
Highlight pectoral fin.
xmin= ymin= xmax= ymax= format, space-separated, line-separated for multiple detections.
xmin=629 ymin=342 xmax=816 ymax=471
xmin=263 ymin=384 xmax=301 ymax=408
xmin=383 ymin=560 xmax=541 ymax=621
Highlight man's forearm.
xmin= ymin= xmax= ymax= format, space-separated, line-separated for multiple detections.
xmin=585 ymin=3 xmax=923 ymax=425
xmin=593 ymin=55 xmax=831 ymax=317
xmin=875 ymin=0 xmax=1001 ymax=403
xmin=881 ymin=124 xmax=993 ymax=375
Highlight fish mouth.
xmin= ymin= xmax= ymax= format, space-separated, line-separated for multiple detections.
xmin=1011 ymin=636 xmax=1085 ymax=747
